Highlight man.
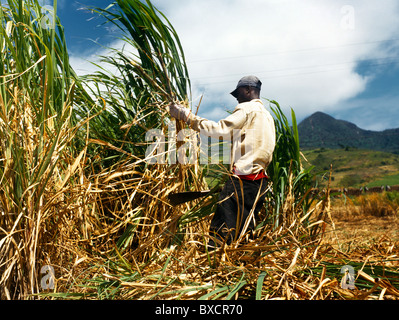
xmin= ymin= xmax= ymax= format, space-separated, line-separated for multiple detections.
xmin=169 ymin=75 xmax=276 ymax=247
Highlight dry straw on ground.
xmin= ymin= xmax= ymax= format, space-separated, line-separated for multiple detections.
xmin=1 ymin=0 xmax=399 ymax=300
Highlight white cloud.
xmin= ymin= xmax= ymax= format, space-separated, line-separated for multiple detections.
xmin=69 ymin=50 xmax=106 ymax=77
xmin=67 ymin=0 xmax=399 ymax=129
xmin=151 ymin=0 xmax=399 ymax=125
xmin=69 ymin=39 xmax=138 ymax=76
xmin=69 ymin=39 xmax=140 ymax=101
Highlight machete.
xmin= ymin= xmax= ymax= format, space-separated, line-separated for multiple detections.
xmin=168 ymin=190 xmax=212 ymax=206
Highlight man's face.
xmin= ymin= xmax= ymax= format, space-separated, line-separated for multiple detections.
xmin=235 ymin=86 xmax=251 ymax=104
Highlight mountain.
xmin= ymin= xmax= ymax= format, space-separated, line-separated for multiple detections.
xmin=298 ymin=112 xmax=399 ymax=153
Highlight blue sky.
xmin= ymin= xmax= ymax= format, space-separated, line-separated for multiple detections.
xmin=46 ymin=0 xmax=399 ymax=131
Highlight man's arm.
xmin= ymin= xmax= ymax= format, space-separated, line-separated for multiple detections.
xmin=169 ymin=104 xmax=246 ymax=138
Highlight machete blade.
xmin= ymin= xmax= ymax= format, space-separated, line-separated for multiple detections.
xmin=168 ymin=190 xmax=211 ymax=206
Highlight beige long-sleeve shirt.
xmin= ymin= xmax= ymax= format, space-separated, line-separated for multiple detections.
xmin=187 ymin=99 xmax=276 ymax=175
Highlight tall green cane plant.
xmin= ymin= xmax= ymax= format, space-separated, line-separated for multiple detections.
xmin=75 ymin=0 xmax=207 ymax=255
xmin=0 ymin=0 xmax=92 ymax=299
xmin=78 ymin=0 xmax=191 ymax=167
xmin=267 ymin=100 xmax=316 ymax=230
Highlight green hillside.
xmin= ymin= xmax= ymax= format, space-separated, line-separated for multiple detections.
xmin=302 ymin=148 xmax=399 ymax=188
xmin=298 ymin=112 xmax=399 ymax=154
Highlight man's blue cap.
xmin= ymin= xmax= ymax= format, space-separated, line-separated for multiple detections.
xmin=230 ymin=75 xmax=262 ymax=98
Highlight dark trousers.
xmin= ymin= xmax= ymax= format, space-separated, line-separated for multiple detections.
xmin=208 ymin=176 xmax=268 ymax=247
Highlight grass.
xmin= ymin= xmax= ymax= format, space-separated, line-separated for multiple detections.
xmin=1 ymin=0 xmax=399 ymax=301
xmin=367 ymin=173 xmax=399 ymax=188
xmin=302 ymin=148 xmax=399 ymax=188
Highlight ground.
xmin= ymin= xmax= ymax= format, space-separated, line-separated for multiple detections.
xmin=326 ymin=206 xmax=399 ymax=246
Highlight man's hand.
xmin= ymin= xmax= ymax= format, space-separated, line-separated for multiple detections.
xmin=168 ymin=104 xmax=191 ymax=122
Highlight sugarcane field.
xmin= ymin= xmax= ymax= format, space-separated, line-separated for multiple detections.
xmin=1 ymin=0 xmax=399 ymax=304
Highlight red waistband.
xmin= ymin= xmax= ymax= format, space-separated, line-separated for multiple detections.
xmin=233 ymin=170 xmax=268 ymax=181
